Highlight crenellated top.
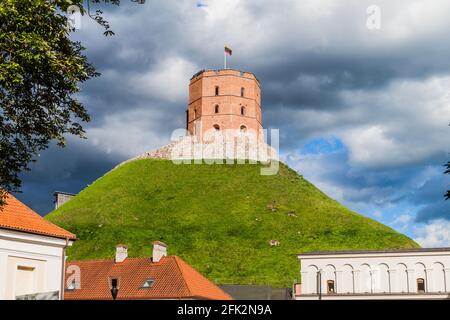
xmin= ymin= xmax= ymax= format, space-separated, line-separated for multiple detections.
xmin=190 ymin=69 xmax=260 ymax=85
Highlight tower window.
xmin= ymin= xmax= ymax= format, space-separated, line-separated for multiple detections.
xmin=194 ymin=109 xmax=197 ymax=118
xmin=215 ymin=86 xmax=219 ymax=96
xmin=240 ymin=125 xmax=247 ymax=132
xmin=417 ymin=278 xmax=425 ymax=293
xmin=327 ymin=280 xmax=335 ymax=294
xmin=241 ymin=106 xmax=245 ymax=116
xmin=213 ymin=124 xmax=220 ymax=131
xmin=215 ymin=105 xmax=219 ymax=114
xmin=241 ymin=87 xmax=245 ymax=97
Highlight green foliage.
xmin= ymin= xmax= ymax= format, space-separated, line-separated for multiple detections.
xmin=46 ymin=160 xmax=419 ymax=287
xmin=0 ymin=0 xmax=98 ymax=196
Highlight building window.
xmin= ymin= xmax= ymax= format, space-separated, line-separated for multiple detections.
xmin=215 ymin=86 xmax=219 ymax=96
xmin=241 ymin=106 xmax=245 ymax=116
xmin=213 ymin=124 xmax=220 ymax=131
xmin=141 ymin=278 xmax=155 ymax=289
xmin=241 ymin=87 xmax=245 ymax=97
xmin=194 ymin=109 xmax=197 ymax=118
xmin=417 ymin=278 xmax=425 ymax=293
xmin=215 ymin=105 xmax=219 ymax=113
xmin=327 ymin=280 xmax=335 ymax=294
xmin=240 ymin=125 xmax=247 ymax=132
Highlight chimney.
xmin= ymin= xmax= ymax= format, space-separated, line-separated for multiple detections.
xmin=115 ymin=244 xmax=128 ymax=263
xmin=152 ymin=241 xmax=167 ymax=263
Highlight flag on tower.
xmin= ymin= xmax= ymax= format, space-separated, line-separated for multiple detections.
xmin=224 ymin=45 xmax=232 ymax=56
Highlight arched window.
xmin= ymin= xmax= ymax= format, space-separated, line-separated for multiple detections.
xmin=215 ymin=86 xmax=219 ymax=96
xmin=340 ymin=265 xmax=354 ymax=294
xmin=432 ymin=262 xmax=445 ymax=292
xmin=360 ymin=264 xmax=372 ymax=293
xmin=213 ymin=124 xmax=220 ymax=131
xmin=375 ymin=263 xmax=390 ymax=293
xmin=215 ymin=105 xmax=219 ymax=113
xmin=194 ymin=109 xmax=197 ymax=118
xmin=417 ymin=278 xmax=425 ymax=293
xmin=241 ymin=87 xmax=245 ymax=97
xmin=241 ymin=106 xmax=245 ymax=116
xmin=396 ymin=263 xmax=408 ymax=293
xmin=240 ymin=125 xmax=247 ymax=132
xmin=327 ymin=280 xmax=335 ymax=294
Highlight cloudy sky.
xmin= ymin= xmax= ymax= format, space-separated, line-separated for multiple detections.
xmin=16 ymin=0 xmax=450 ymax=246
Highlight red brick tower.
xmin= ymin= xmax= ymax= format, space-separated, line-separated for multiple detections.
xmin=186 ymin=69 xmax=263 ymax=141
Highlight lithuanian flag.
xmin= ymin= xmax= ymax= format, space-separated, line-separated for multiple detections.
xmin=224 ymin=45 xmax=232 ymax=56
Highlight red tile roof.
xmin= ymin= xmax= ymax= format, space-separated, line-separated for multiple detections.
xmin=64 ymin=256 xmax=232 ymax=300
xmin=0 ymin=193 xmax=76 ymax=240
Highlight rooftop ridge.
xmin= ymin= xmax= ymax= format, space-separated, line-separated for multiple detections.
xmin=0 ymin=193 xmax=76 ymax=240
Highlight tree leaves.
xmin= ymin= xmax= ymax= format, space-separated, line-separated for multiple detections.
xmin=0 ymin=0 xmax=145 ymax=202
xmin=0 ymin=0 xmax=98 ymax=198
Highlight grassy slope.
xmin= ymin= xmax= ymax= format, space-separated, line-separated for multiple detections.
xmin=46 ymin=159 xmax=419 ymax=287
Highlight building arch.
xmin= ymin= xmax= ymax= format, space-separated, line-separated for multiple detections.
xmin=323 ymin=264 xmax=336 ymax=294
xmin=373 ymin=263 xmax=390 ymax=293
xmin=340 ymin=264 xmax=354 ymax=294
xmin=305 ymin=265 xmax=319 ymax=294
xmin=432 ymin=262 xmax=445 ymax=292
xmin=213 ymin=124 xmax=220 ymax=131
xmin=396 ymin=263 xmax=408 ymax=293
xmin=240 ymin=125 xmax=247 ymax=132
xmin=414 ymin=262 xmax=427 ymax=292
xmin=359 ymin=264 xmax=372 ymax=293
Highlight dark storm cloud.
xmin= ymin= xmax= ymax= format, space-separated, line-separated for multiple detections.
xmin=16 ymin=139 xmax=122 ymax=215
xmin=416 ymin=201 xmax=450 ymax=222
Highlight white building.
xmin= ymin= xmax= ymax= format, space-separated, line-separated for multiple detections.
xmin=0 ymin=193 xmax=76 ymax=300
xmin=295 ymin=248 xmax=450 ymax=300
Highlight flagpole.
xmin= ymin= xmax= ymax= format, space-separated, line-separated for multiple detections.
xmin=224 ymin=49 xmax=227 ymax=69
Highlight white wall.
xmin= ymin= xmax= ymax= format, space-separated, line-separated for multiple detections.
xmin=299 ymin=250 xmax=450 ymax=297
xmin=0 ymin=229 xmax=72 ymax=300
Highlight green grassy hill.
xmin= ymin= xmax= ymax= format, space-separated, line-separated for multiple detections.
xmin=46 ymin=159 xmax=418 ymax=287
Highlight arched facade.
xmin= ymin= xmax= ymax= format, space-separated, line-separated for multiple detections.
xmin=297 ymin=248 xmax=450 ymax=299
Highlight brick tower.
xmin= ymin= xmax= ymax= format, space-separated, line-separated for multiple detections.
xmin=186 ymin=69 xmax=263 ymax=142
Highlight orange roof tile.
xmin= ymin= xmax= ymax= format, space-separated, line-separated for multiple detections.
xmin=0 ymin=193 xmax=76 ymax=240
xmin=64 ymin=256 xmax=232 ymax=300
